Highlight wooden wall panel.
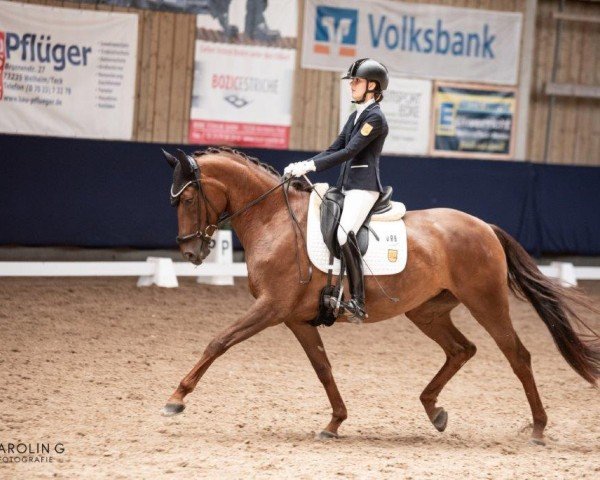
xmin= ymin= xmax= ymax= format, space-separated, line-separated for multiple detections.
xmin=152 ymin=13 xmax=175 ymax=143
xmin=528 ymin=0 xmax=600 ymax=165
xmin=181 ymin=17 xmax=196 ymax=142
xmin=132 ymin=11 xmax=152 ymax=141
xmin=167 ymin=14 xmax=192 ymax=142
xmin=573 ymin=18 xmax=595 ymax=165
xmin=140 ymin=12 xmax=160 ymax=142
xmin=528 ymin=0 xmax=552 ymax=162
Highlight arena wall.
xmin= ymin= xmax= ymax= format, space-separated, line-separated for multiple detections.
xmin=2 ymin=133 xmax=599 ymax=254
xmin=9 ymin=0 xmax=600 ymax=165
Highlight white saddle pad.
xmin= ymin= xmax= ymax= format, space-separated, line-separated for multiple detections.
xmin=306 ymin=183 xmax=408 ymax=275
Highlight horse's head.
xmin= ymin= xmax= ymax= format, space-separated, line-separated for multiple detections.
xmin=163 ymin=149 xmax=227 ymax=265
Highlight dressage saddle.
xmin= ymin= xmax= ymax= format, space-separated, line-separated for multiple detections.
xmin=320 ymin=185 xmax=393 ymax=259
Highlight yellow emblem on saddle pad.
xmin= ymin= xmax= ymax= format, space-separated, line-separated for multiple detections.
xmin=388 ymin=249 xmax=398 ymax=262
xmin=361 ymin=122 xmax=373 ymax=136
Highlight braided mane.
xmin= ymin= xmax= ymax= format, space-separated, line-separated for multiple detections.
xmin=193 ymin=146 xmax=311 ymax=192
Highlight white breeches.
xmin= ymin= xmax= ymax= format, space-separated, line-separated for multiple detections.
xmin=337 ymin=188 xmax=380 ymax=246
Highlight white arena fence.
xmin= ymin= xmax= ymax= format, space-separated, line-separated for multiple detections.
xmin=0 ymin=231 xmax=598 ymax=288
xmin=0 ymin=231 xmax=245 ymax=288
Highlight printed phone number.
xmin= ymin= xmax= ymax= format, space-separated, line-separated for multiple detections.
xmin=24 ymin=85 xmax=72 ymax=95
xmin=4 ymin=80 xmax=72 ymax=95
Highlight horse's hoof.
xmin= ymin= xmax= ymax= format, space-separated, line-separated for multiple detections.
xmin=432 ymin=408 xmax=448 ymax=432
xmin=529 ymin=437 xmax=546 ymax=446
xmin=316 ymin=430 xmax=338 ymax=440
xmin=161 ymin=403 xmax=185 ymax=416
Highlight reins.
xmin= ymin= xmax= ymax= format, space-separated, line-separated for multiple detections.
xmin=220 ymin=177 xmax=293 ymax=226
xmin=283 ymin=179 xmax=313 ymax=284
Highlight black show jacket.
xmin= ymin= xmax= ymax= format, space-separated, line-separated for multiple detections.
xmin=309 ymin=101 xmax=388 ymax=193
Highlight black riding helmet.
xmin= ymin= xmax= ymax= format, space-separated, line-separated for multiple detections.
xmin=342 ymin=58 xmax=389 ymax=104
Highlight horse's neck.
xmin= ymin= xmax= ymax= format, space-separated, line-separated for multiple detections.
xmin=217 ymin=161 xmax=291 ymax=251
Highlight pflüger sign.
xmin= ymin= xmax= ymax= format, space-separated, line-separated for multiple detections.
xmin=302 ymin=0 xmax=522 ymax=85
xmin=0 ymin=2 xmax=138 ymax=140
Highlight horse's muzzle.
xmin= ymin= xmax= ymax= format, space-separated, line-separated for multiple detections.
xmin=182 ymin=242 xmax=210 ymax=265
xmin=183 ymin=251 xmax=203 ymax=265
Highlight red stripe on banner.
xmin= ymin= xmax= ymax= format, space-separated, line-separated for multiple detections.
xmin=339 ymin=46 xmax=356 ymax=57
xmin=189 ymin=120 xmax=290 ymax=149
xmin=0 ymin=32 xmax=5 ymax=101
xmin=313 ymin=44 xmax=330 ymax=54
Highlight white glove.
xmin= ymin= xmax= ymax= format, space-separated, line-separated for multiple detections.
xmin=283 ymin=162 xmax=296 ymax=176
xmin=284 ymin=160 xmax=316 ymax=177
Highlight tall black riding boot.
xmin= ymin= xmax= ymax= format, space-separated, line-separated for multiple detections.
xmin=340 ymin=232 xmax=367 ymax=322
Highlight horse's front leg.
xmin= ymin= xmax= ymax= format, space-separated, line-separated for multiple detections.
xmin=285 ymin=321 xmax=347 ymax=439
xmin=162 ymin=298 xmax=281 ymax=415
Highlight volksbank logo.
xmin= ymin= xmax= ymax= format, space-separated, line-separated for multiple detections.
xmin=314 ymin=6 xmax=357 ymax=57
xmin=369 ymin=15 xmax=496 ymax=59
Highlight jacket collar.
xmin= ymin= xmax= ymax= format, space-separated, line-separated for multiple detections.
xmin=355 ymin=98 xmax=376 ymax=122
xmin=350 ymin=101 xmax=379 ymax=135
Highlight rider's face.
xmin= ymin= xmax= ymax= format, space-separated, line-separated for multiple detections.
xmin=349 ymin=77 xmax=366 ymax=100
xmin=349 ymin=77 xmax=375 ymax=101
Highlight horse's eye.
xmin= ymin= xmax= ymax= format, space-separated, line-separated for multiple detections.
xmin=183 ymin=198 xmax=194 ymax=206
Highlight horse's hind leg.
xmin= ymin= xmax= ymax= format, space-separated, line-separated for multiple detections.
xmin=458 ymin=283 xmax=548 ymax=445
xmin=406 ymin=292 xmax=476 ymax=433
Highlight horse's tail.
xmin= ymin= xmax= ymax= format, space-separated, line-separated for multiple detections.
xmin=491 ymin=225 xmax=600 ymax=386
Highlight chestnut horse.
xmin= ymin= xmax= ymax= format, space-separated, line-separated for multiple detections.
xmin=161 ymin=147 xmax=599 ymax=445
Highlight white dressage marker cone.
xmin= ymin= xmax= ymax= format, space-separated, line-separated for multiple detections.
xmin=550 ymin=261 xmax=577 ymax=288
xmin=137 ymin=257 xmax=178 ymax=288
xmin=197 ymin=230 xmax=234 ymax=286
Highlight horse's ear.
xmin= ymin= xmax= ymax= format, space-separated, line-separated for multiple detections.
xmin=176 ymin=149 xmax=194 ymax=178
xmin=162 ymin=149 xmax=178 ymax=169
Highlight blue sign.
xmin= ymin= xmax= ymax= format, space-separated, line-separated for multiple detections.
xmin=315 ymin=6 xmax=358 ymax=45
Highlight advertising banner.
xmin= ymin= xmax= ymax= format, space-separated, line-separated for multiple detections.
xmin=431 ymin=82 xmax=517 ymax=159
xmin=189 ymin=0 xmax=297 ymax=149
xmin=340 ymin=77 xmax=431 ymax=155
xmin=302 ymin=0 xmax=522 ymax=85
xmin=0 ymin=2 xmax=138 ymax=140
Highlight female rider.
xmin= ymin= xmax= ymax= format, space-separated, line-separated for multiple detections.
xmin=284 ymin=58 xmax=389 ymax=322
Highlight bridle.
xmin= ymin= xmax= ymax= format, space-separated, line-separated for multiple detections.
xmin=171 ymin=155 xmax=309 ymax=285
xmin=171 ymin=155 xmax=220 ymax=248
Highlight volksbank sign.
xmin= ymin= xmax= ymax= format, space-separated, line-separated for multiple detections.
xmin=303 ymin=0 xmax=523 ymax=85
xmin=369 ymin=17 xmax=496 ymax=58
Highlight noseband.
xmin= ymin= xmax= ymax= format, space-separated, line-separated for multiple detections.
xmin=175 ymin=224 xmax=217 ymax=248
